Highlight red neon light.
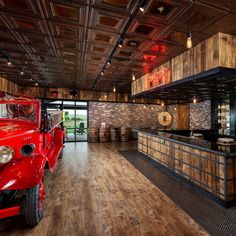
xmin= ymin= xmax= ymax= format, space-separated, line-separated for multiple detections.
xmin=0 ymin=206 xmax=20 ymax=219
xmin=144 ymin=54 xmax=156 ymax=61
xmin=151 ymin=45 xmax=167 ymax=53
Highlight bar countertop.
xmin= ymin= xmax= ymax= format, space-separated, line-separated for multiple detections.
xmin=135 ymin=129 xmax=236 ymax=156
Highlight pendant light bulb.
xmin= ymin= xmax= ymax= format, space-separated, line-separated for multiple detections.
xmin=193 ymin=98 xmax=197 ymax=104
xmin=113 ymin=86 xmax=116 ymax=93
xmin=132 ymin=73 xmax=136 ymax=81
xmin=20 ymin=69 xmax=24 ymax=75
xmin=186 ymin=31 xmax=192 ymax=49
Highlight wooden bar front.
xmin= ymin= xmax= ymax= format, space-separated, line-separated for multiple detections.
xmin=138 ymin=131 xmax=236 ymax=205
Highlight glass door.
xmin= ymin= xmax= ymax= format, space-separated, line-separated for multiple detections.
xmin=75 ymin=109 xmax=88 ymax=141
xmin=63 ymin=101 xmax=88 ymax=142
xmin=42 ymin=99 xmax=88 ymax=142
xmin=63 ymin=108 xmax=76 ymax=142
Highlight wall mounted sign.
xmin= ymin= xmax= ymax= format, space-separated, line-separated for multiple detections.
xmin=158 ymin=111 xmax=172 ymax=127
xmin=145 ymin=68 xmax=170 ymax=89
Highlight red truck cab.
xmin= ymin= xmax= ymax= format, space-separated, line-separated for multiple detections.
xmin=0 ymin=97 xmax=64 ymax=225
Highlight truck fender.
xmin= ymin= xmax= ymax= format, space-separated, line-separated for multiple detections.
xmin=0 ymin=155 xmax=46 ymax=191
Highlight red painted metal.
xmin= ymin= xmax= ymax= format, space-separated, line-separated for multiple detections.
xmin=0 ymin=206 xmax=20 ymax=219
xmin=0 ymin=98 xmax=64 ymax=220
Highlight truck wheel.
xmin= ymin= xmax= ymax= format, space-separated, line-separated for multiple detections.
xmin=25 ymin=183 xmax=45 ymax=226
xmin=58 ymin=149 xmax=63 ymax=159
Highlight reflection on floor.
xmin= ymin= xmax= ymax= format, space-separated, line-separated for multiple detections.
xmin=66 ymin=133 xmax=87 ymax=141
xmin=0 ymin=141 xmax=207 ymax=236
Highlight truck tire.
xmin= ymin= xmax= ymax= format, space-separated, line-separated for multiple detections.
xmin=58 ymin=149 xmax=63 ymax=159
xmin=25 ymin=183 xmax=45 ymax=226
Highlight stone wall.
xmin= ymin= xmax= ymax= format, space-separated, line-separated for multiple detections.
xmin=89 ymin=100 xmax=211 ymax=130
xmin=190 ymin=100 xmax=211 ymax=129
xmin=89 ymin=102 xmax=166 ymax=129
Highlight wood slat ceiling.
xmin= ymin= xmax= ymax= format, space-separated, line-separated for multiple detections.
xmin=0 ymin=0 xmax=235 ymax=93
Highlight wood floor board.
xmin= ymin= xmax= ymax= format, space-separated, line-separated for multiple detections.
xmin=0 ymin=141 xmax=208 ymax=236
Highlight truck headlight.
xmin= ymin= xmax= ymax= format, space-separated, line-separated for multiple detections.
xmin=0 ymin=146 xmax=14 ymax=164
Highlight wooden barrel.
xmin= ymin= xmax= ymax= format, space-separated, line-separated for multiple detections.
xmin=99 ymin=127 xmax=110 ymax=142
xmin=110 ymin=127 xmax=120 ymax=142
xmin=88 ymin=127 xmax=99 ymax=143
xmin=120 ymin=127 xmax=132 ymax=142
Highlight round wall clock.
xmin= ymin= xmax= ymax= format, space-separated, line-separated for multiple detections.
xmin=158 ymin=111 xmax=172 ymax=127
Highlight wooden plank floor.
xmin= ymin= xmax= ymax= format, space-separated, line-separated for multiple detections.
xmin=0 ymin=141 xmax=208 ymax=236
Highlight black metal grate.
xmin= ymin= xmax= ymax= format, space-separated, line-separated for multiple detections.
xmin=119 ymin=150 xmax=236 ymax=236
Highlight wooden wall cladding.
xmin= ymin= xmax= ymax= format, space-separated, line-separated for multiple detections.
xmin=219 ymin=33 xmax=236 ymax=68
xmin=176 ymin=104 xmax=190 ymax=130
xmin=0 ymin=76 xmax=18 ymax=95
xmin=1 ymin=80 xmax=161 ymax=104
xmin=132 ymin=61 xmax=171 ymax=95
xmin=138 ymin=131 xmax=236 ymax=202
xmin=132 ymin=32 xmax=236 ymax=95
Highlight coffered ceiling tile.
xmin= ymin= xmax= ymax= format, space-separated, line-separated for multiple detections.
xmin=127 ymin=19 xmax=162 ymax=40
xmin=0 ymin=0 xmax=40 ymax=15
xmin=94 ymin=0 xmax=136 ymax=12
xmin=172 ymin=2 xmax=227 ymax=32
xmin=50 ymin=1 xmax=86 ymax=26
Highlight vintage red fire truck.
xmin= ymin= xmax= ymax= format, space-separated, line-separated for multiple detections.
xmin=0 ymin=97 xmax=64 ymax=225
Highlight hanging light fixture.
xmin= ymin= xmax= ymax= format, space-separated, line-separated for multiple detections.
xmin=186 ymin=2 xmax=193 ymax=49
xmin=132 ymin=73 xmax=136 ymax=81
xmin=193 ymin=98 xmax=197 ymax=104
xmin=186 ymin=31 xmax=193 ymax=49
xmin=20 ymin=69 xmax=24 ymax=75
xmin=35 ymin=82 xmax=39 ymax=86
xmin=113 ymin=85 xmax=116 ymax=93
xmin=101 ymin=70 xmax=104 ymax=76
xmin=161 ymin=102 xmax=164 ymax=106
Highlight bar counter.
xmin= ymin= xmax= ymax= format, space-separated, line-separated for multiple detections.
xmin=136 ymin=129 xmax=236 ymax=206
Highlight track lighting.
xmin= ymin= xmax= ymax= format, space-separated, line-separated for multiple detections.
xmin=7 ymin=59 xmax=11 ymax=66
xmin=139 ymin=0 xmax=147 ymax=12
xmin=186 ymin=31 xmax=193 ymax=49
xmin=101 ymin=71 xmax=104 ymax=76
xmin=107 ymin=59 xmax=111 ymax=66
xmin=118 ymin=38 xmax=124 ymax=48
xmin=113 ymin=85 xmax=116 ymax=93
xmin=20 ymin=69 xmax=24 ymax=75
